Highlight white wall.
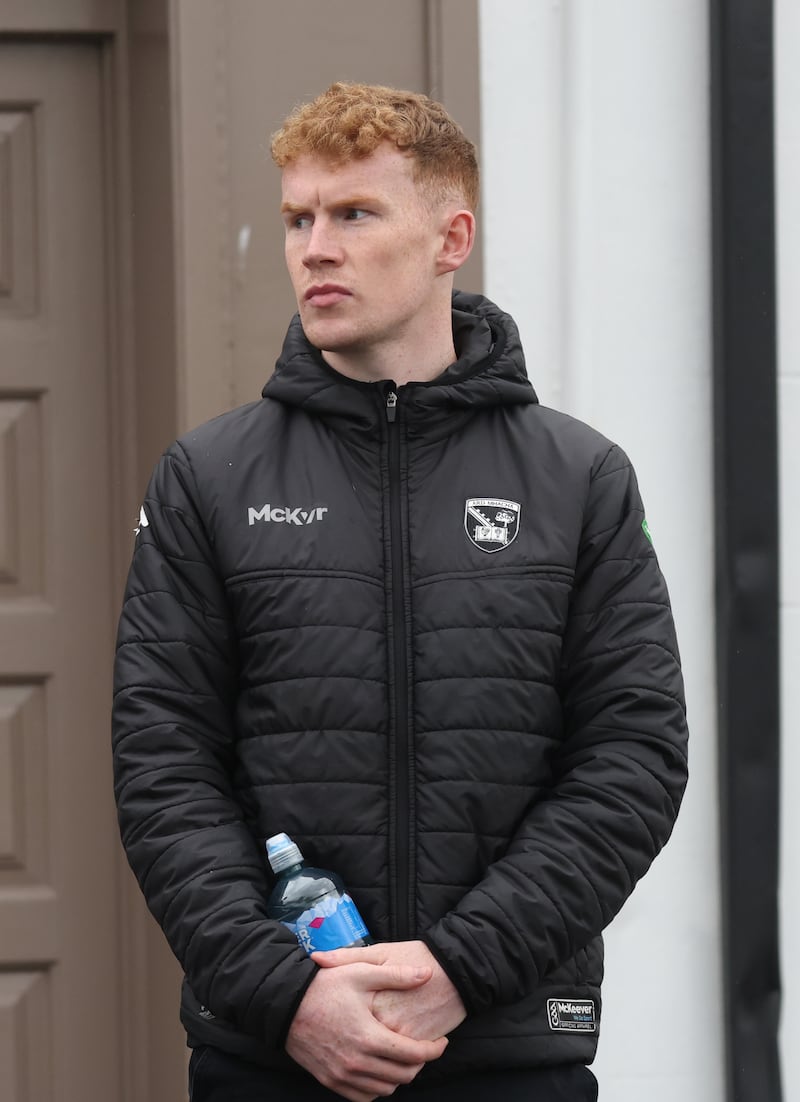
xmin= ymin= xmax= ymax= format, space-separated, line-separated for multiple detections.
xmin=776 ymin=2 xmax=800 ymax=1099
xmin=478 ymin=3 xmax=722 ymax=1099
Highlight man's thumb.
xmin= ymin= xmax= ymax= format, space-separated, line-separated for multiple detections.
xmin=378 ymin=963 xmax=432 ymax=989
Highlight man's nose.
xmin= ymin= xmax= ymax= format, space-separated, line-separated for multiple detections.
xmin=302 ymin=220 xmax=342 ymax=268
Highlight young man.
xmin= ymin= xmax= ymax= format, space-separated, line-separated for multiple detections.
xmin=112 ymin=83 xmax=689 ymax=1102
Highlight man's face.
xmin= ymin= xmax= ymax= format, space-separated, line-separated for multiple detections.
xmin=281 ymin=144 xmax=446 ymax=367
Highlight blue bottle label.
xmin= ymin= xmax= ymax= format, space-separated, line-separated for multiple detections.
xmin=285 ymin=892 xmax=369 ymax=954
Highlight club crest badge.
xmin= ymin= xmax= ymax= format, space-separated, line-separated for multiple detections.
xmin=464 ymin=498 xmax=521 ymax=553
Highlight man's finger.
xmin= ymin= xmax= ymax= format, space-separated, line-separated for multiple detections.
xmin=347 ymin=1009 xmax=448 ymax=1067
xmin=332 ymin=1056 xmax=425 ymax=1095
xmin=360 ymin=962 xmax=433 ymax=991
xmin=314 ymin=1033 xmax=447 ymax=1099
xmin=312 ymin=945 xmax=386 ymax=967
xmin=311 ymin=953 xmax=433 ymax=990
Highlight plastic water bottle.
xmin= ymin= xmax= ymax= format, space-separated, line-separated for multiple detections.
xmin=265 ymin=833 xmax=372 ymax=954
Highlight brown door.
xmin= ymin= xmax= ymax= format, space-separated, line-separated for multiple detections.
xmin=0 ymin=41 xmax=123 ymax=1101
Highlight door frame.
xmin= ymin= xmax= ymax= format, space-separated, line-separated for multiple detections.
xmin=0 ymin=4 xmax=183 ymax=1100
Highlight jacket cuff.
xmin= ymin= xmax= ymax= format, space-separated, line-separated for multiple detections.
xmin=421 ymin=930 xmax=481 ymax=1018
xmin=275 ymin=962 xmax=320 ymax=1051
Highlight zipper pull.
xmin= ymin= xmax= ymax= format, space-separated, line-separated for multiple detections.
xmin=386 ymin=390 xmax=398 ymax=424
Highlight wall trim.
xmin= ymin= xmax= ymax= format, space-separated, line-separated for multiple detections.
xmin=0 ymin=0 xmax=123 ymax=34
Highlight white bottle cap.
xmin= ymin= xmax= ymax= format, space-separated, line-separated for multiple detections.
xmin=266 ymin=832 xmax=304 ymax=873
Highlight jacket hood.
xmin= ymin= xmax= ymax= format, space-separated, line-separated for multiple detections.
xmin=262 ymin=291 xmax=538 ymax=433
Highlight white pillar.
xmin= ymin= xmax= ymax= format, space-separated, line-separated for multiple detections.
xmin=479 ymin=4 xmax=722 ymax=1098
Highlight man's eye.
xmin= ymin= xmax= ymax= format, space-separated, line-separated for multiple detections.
xmin=344 ymin=208 xmax=368 ymax=221
xmin=293 ymin=215 xmax=312 ymax=229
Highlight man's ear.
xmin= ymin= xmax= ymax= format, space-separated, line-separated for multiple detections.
xmin=436 ymin=209 xmax=476 ymax=275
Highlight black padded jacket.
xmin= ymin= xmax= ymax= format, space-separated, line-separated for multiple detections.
xmin=112 ymin=291 xmax=688 ymax=1079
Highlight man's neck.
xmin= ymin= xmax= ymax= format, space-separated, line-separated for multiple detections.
xmin=321 ymin=316 xmax=457 ymax=387
xmin=323 ymin=343 xmax=456 ymax=387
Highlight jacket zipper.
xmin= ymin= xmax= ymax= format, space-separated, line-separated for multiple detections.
xmin=384 ymin=385 xmax=412 ymax=940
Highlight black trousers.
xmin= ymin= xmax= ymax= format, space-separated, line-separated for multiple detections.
xmin=188 ymin=1045 xmax=599 ymax=1101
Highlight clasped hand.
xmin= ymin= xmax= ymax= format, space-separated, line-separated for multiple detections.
xmin=285 ymin=940 xmax=466 ymax=1102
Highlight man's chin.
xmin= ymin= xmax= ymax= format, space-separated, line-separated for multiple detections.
xmin=300 ymin=317 xmax=342 ymax=346
xmin=300 ymin=320 xmax=366 ymax=357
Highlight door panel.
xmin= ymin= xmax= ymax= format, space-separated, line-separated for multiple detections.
xmin=0 ymin=41 xmax=121 ymax=1101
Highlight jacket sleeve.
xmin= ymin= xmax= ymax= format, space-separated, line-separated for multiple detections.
xmin=423 ymin=443 xmax=689 ymax=1015
xmin=112 ymin=442 xmax=316 ymax=1046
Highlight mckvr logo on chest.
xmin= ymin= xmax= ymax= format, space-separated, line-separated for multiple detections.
xmin=248 ymin=504 xmax=328 ymax=526
xmin=464 ymin=498 xmax=521 ymax=553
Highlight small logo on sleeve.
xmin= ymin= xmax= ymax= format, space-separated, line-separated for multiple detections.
xmin=547 ymin=998 xmax=597 ymax=1033
xmin=464 ymin=498 xmax=521 ymax=553
xmin=134 ymin=506 xmax=149 ymax=535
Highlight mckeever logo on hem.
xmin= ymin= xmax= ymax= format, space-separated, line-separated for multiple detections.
xmin=547 ymin=998 xmax=597 ymax=1033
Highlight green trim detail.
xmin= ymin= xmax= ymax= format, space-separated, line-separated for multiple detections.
xmin=642 ymin=518 xmax=653 ymax=544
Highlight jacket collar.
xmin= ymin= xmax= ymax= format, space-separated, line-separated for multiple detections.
xmin=262 ymin=291 xmax=538 ymax=438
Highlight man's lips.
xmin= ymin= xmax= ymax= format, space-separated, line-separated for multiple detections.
xmin=304 ymin=285 xmax=351 ymax=307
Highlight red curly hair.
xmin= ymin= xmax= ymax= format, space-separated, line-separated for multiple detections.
xmin=271 ymin=81 xmax=479 ymax=211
